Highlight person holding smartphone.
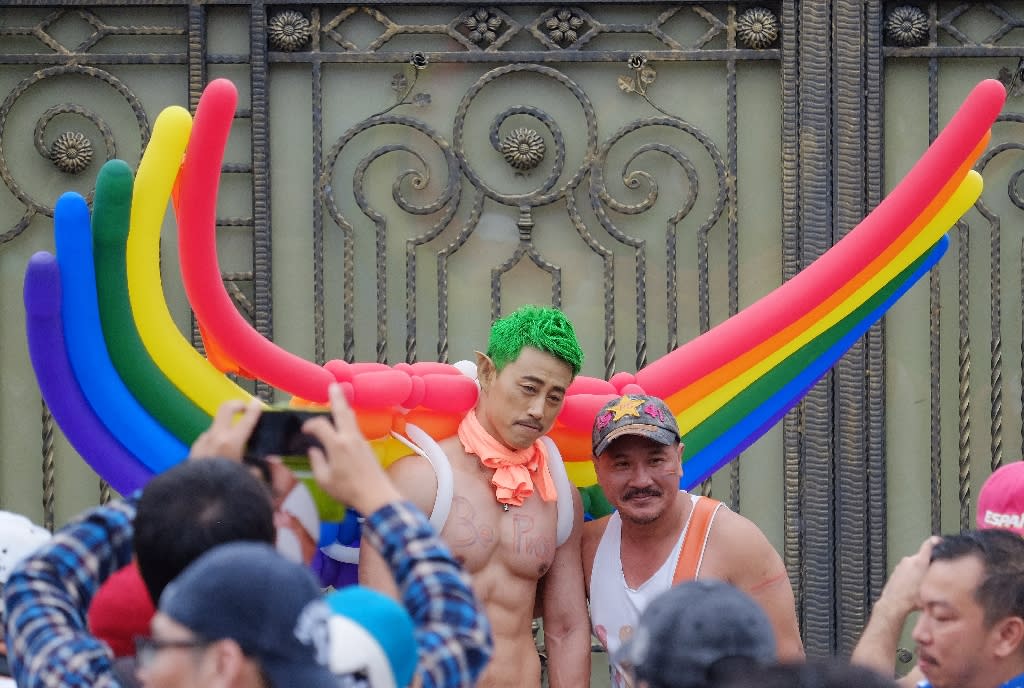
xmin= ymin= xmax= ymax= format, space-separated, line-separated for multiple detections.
xmin=189 ymin=385 xmax=494 ymax=688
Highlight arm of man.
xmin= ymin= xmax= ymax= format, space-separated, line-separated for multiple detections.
xmin=308 ymin=384 xmax=492 ymax=688
xmin=3 ymin=500 xmax=135 ymax=688
xmin=356 ymin=454 xmax=438 ymax=598
xmin=539 ymin=488 xmax=591 ymax=688
xmin=361 ymin=501 xmax=493 ymax=688
xmin=712 ymin=508 xmax=805 ymax=660
xmin=851 ymin=536 xmax=938 ymax=686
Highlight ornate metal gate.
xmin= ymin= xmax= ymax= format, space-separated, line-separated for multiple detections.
xmin=2 ymin=1 xmax=1024 ymax=662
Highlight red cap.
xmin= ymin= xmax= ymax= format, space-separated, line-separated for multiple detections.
xmin=87 ymin=562 xmax=155 ymax=657
xmin=977 ymin=462 xmax=1024 ymax=536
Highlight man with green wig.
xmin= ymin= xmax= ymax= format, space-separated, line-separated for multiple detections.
xmin=359 ymin=305 xmax=591 ymax=688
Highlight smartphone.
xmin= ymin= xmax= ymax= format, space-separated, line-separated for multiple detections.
xmin=245 ymin=409 xmax=331 ymax=459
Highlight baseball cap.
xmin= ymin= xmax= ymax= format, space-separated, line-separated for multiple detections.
xmin=592 ymin=394 xmax=682 ymax=457
xmin=614 ymin=580 xmax=776 ymax=688
xmin=323 ymin=586 xmax=417 ymax=688
xmin=977 ymin=461 xmax=1024 ymax=535
xmin=158 ymin=541 xmax=337 ymax=688
xmin=88 ymin=562 xmax=155 ymax=657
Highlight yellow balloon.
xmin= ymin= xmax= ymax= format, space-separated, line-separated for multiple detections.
xmin=370 ymin=435 xmax=418 ymax=469
xmin=564 ymin=460 xmax=598 ymax=487
xmin=678 ymin=170 xmax=982 ymax=433
xmin=126 ymin=106 xmax=253 ymax=414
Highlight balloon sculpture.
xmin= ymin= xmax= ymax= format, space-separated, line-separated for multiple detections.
xmin=22 ymin=77 xmax=1006 ymax=574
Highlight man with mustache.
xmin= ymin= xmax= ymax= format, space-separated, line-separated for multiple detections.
xmin=359 ymin=306 xmax=592 ymax=688
xmin=582 ymin=394 xmax=803 ymax=688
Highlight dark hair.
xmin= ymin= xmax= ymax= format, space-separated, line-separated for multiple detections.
xmin=713 ymin=660 xmax=898 ymax=688
xmin=930 ymin=529 xmax=1024 ymax=626
xmin=134 ymin=458 xmax=275 ymax=603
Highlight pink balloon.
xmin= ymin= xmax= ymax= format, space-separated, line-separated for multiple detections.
xmin=609 ymin=372 xmax=637 ymax=391
xmin=350 ymin=370 xmax=412 ymax=408
xmin=560 ymin=393 xmax=618 ymax=431
xmin=324 ymin=359 xmax=353 ymax=383
xmin=403 ymin=375 xmax=426 ymax=409
xmin=409 ymin=361 xmax=463 ymax=375
xmin=566 ymin=375 xmax=616 ymax=395
xmin=420 ymin=374 xmax=478 ymax=412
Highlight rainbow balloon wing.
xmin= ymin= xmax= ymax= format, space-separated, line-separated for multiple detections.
xmin=22 ymin=79 xmax=1005 ymax=497
xmin=550 ymin=79 xmax=1003 ymax=488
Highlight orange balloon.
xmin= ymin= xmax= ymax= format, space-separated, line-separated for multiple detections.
xmin=547 ymin=423 xmax=593 ymax=459
xmin=355 ymin=409 xmax=394 ymax=439
xmin=402 ymin=409 xmax=461 ymax=440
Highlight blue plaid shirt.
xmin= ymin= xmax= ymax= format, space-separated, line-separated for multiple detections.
xmin=4 ymin=499 xmax=490 ymax=688
xmin=3 ymin=499 xmax=135 ymax=687
xmin=361 ymin=501 xmax=492 ymax=688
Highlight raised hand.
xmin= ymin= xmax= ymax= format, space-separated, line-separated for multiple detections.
xmin=305 ymin=383 xmax=403 ymax=515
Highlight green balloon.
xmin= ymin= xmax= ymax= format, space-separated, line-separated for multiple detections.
xmin=92 ymin=159 xmax=211 ymax=444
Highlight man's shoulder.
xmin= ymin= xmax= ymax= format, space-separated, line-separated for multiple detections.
xmin=385 ymin=452 xmax=440 ymax=513
xmin=702 ymin=502 xmax=784 ymax=581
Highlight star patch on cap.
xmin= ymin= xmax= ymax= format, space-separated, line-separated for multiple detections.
xmin=607 ymin=395 xmax=644 ymax=421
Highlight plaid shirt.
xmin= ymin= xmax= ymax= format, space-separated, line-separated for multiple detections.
xmin=361 ymin=501 xmax=492 ymax=688
xmin=4 ymin=498 xmax=490 ymax=688
xmin=3 ymin=499 xmax=135 ymax=687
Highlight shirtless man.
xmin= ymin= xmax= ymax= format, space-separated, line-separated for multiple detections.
xmin=359 ymin=306 xmax=591 ymax=688
xmin=581 ymin=393 xmax=804 ymax=687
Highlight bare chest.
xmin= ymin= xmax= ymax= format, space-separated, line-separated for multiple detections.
xmin=440 ymin=461 xmax=558 ymax=581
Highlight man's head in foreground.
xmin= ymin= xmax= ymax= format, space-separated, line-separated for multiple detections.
xmin=912 ymin=529 xmax=1024 ymax=688
xmin=614 ymin=579 xmax=776 ymax=688
xmin=134 ymin=458 xmax=276 ymax=604
xmin=138 ymin=541 xmax=337 ymax=688
xmin=475 ymin=305 xmax=583 ymax=450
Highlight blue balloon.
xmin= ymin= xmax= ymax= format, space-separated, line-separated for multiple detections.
xmin=54 ymin=192 xmax=187 ymax=473
xmin=681 ymin=236 xmax=948 ymax=488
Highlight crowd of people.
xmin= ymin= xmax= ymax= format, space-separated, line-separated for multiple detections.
xmin=1 ymin=305 xmax=1022 ymax=688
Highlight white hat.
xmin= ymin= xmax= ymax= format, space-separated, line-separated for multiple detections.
xmin=0 ymin=511 xmax=51 ymax=584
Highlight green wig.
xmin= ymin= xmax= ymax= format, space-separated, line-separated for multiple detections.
xmin=486 ymin=305 xmax=584 ymax=377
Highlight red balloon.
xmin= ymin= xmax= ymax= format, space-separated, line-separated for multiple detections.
xmin=609 ymin=372 xmax=637 ymax=391
xmin=558 ymin=393 xmax=617 ymax=431
xmin=351 ymin=370 xmax=412 ymax=408
xmin=403 ymin=374 xmax=426 ymax=409
xmin=409 ymin=361 xmax=463 ymax=376
xmin=324 ymin=359 xmax=353 ymax=383
xmin=566 ymin=375 xmax=616 ymax=395
xmin=420 ymin=374 xmax=478 ymax=412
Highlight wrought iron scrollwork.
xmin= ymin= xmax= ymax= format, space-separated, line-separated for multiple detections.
xmin=320 ymin=62 xmax=726 ymax=370
xmin=0 ymin=65 xmax=149 ymax=245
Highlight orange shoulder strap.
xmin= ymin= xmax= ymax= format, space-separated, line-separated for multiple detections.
xmin=672 ymin=496 xmax=723 ymax=584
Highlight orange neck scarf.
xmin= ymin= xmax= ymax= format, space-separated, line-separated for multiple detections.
xmin=458 ymin=410 xmax=557 ymax=507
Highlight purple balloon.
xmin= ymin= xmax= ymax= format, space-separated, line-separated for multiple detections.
xmin=311 ymin=549 xmax=359 ymax=589
xmin=24 ymin=252 xmax=152 ymax=494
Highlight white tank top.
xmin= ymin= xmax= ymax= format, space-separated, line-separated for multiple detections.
xmin=589 ymin=493 xmax=714 ymax=688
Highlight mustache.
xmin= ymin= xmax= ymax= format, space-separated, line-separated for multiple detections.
xmin=623 ymin=487 xmax=662 ymax=501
